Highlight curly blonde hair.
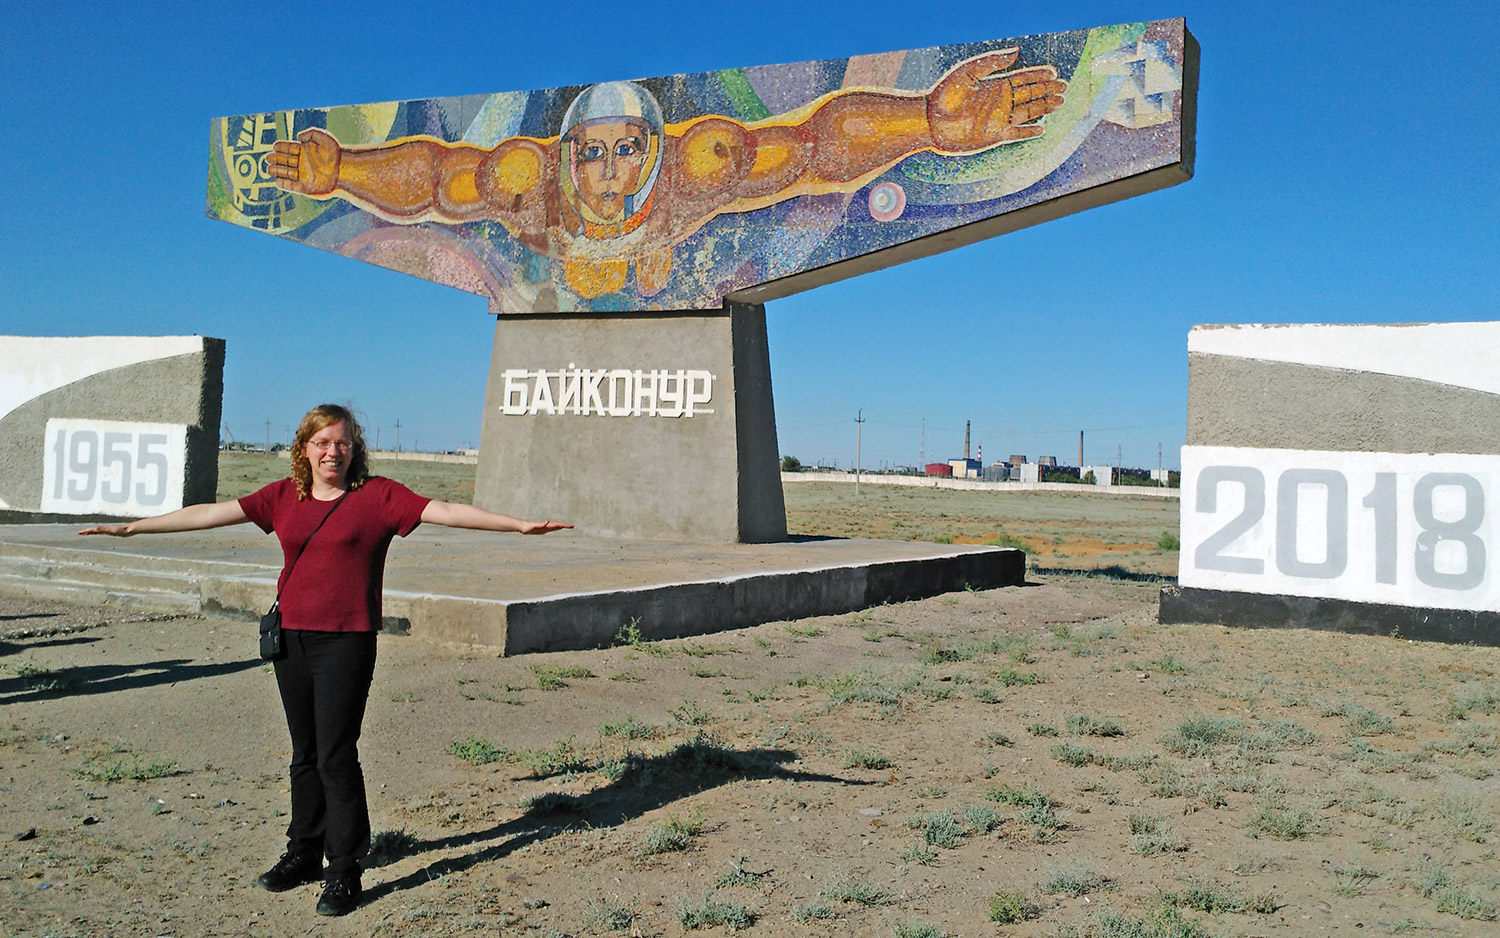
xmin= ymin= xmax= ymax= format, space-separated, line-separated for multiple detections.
xmin=289 ymin=403 xmax=370 ymax=500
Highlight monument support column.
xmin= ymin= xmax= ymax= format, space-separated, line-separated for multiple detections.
xmin=473 ymin=301 xmax=787 ymax=543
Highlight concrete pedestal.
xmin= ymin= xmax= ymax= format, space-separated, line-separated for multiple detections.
xmin=474 ymin=301 xmax=786 ymax=543
xmin=0 ymin=524 xmax=1024 ymax=654
xmin=0 ymin=336 xmax=223 ymax=517
xmin=1166 ymin=322 xmax=1500 ymax=647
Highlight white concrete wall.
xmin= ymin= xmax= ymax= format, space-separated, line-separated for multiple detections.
xmin=1083 ymin=465 xmax=1114 ymax=486
xmin=1179 ymin=321 xmax=1500 ymax=615
xmin=783 ymin=472 xmax=1179 ymax=499
xmin=1 ymin=336 xmax=223 ymax=515
xmin=368 ymin=450 xmax=478 ymax=465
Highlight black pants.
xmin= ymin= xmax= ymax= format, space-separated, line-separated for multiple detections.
xmin=272 ymin=629 xmax=378 ymax=879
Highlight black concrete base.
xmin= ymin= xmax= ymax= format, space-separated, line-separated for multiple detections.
xmin=1159 ymin=585 xmax=1499 ymax=647
xmin=505 ymin=544 xmax=1026 ymax=655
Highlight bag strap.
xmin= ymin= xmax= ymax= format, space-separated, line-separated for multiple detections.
xmin=271 ymin=490 xmax=349 ymax=608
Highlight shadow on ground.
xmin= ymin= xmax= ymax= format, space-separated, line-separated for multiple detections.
xmin=362 ymin=736 xmax=869 ymax=905
xmin=0 ymin=654 xmax=261 ymax=703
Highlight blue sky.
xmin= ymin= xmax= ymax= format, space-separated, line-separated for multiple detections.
xmin=4 ymin=2 xmax=1496 ymax=470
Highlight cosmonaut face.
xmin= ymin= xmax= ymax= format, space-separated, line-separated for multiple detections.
xmin=559 ymin=82 xmax=663 ymax=236
xmin=573 ymin=122 xmax=650 ymax=219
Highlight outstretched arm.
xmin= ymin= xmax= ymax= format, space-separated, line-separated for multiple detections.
xmin=265 ymin=128 xmax=553 ymax=227
xmin=78 ymin=500 xmax=250 ymax=537
xmin=676 ymin=49 xmax=1066 ymax=207
xmin=420 ymin=500 xmax=571 ymax=535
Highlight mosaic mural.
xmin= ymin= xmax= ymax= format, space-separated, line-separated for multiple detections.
xmin=208 ymin=19 xmax=1190 ymax=313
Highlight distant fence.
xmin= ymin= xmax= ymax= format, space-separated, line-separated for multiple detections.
xmin=782 ymin=471 xmax=1180 ymax=499
xmin=369 ymin=450 xmax=478 ymax=465
xmin=230 ymin=449 xmax=479 ymax=465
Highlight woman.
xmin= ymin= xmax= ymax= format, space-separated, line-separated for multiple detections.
xmin=80 ymin=403 xmax=569 ymax=917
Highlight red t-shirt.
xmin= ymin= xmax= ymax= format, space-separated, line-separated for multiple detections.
xmin=239 ymin=477 xmax=431 ymax=632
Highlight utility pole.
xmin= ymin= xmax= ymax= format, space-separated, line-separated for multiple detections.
xmin=919 ymin=417 xmax=925 ymax=472
xmin=264 ymin=418 xmax=270 ymax=452
xmin=1158 ymin=442 xmax=1163 ymax=487
xmin=855 ymin=410 xmax=865 ymax=495
xmin=394 ymin=419 xmax=402 ymax=458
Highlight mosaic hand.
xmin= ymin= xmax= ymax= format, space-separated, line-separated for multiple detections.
xmin=928 ymin=51 xmax=1067 ymax=152
xmin=267 ymin=128 xmax=342 ymax=196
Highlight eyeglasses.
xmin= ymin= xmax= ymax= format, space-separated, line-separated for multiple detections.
xmin=308 ymin=440 xmax=353 ymax=452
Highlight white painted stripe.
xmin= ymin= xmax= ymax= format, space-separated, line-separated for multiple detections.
xmin=1188 ymin=323 xmax=1500 ymax=396
xmin=0 ymin=336 xmax=208 ymax=423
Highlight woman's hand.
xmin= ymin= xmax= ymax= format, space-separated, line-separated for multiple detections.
xmin=77 ymin=523 xmax=133 ymax=537
xmin=519 ymin=520 xmax=572 ymax=535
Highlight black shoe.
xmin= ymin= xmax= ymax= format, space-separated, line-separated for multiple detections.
xmin=256 ymin=850 xmax=321 ymax=892
xmin=316 ymin=876 xmax=362 ymax=916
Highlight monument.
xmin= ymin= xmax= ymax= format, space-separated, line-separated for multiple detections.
xmin=208 ymin=19 xmax=1197 ymax=541
xmin=0 ymin=336 xmax=224 ymax=520
xmin=1163 ymin=323 xmax=1500 ymax=646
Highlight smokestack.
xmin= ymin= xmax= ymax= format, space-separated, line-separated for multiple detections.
xmin=965 ymin=421 xmax=971 ymax=459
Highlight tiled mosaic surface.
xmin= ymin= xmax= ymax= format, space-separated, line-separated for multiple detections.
xmin=208 ymin=20 xmax=1189 ymax=313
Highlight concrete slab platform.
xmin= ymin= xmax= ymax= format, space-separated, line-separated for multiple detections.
xmin=0 ymin=525 xmax=1023 ymax=654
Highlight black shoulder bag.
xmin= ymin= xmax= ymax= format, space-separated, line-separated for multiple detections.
xmin=259 ymin=492 xmax=348 ymax=660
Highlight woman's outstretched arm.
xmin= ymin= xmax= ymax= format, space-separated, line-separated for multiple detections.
xmin=420 ymin=500 xmax=571 ymax=535
xmin=78 ymin=500 xmax=251 ymax=537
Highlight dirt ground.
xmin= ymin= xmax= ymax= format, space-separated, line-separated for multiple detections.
xmin=4 ymin=572 xmax=1499 ymax=938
